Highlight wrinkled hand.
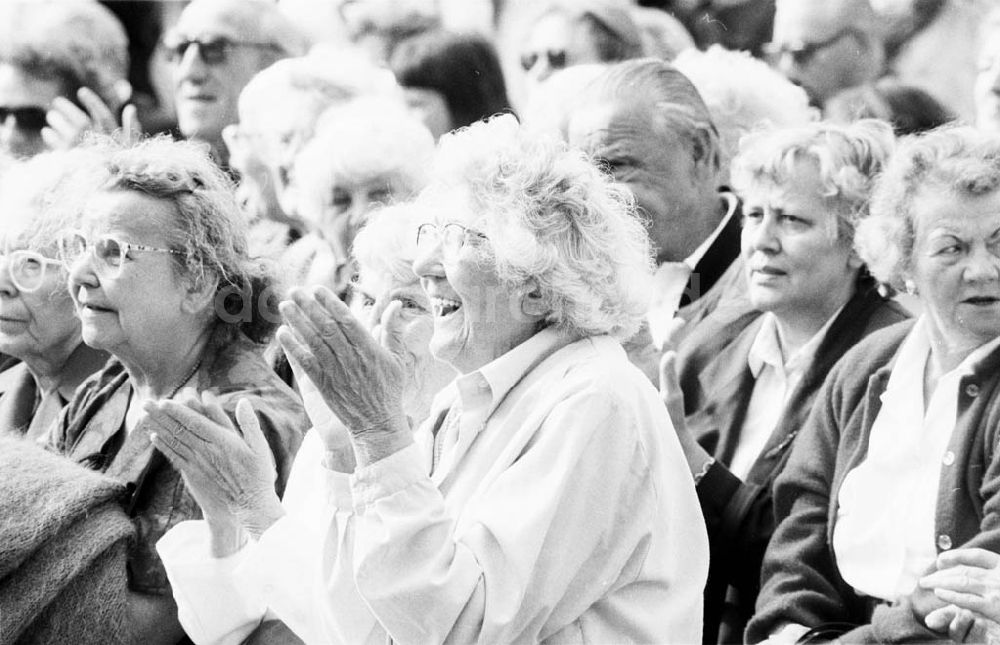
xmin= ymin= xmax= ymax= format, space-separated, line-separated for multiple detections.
xmin=658 ymin=335 xmax=713 ymax=480
xmin=41 ymin=87 xmax=141 ymax=150
xmin=920 ymin=548 xmax=1000 ymax=643
xmin=276 ymin=285 xmax=410 ymax=465
xmin=146 ymin=393 xmax=284 ymax=553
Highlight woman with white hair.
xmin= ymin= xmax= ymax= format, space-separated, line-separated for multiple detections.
xmin=282 ymin=96 xmax=434 ymax=296
xmin=0 ymin=150 xmax=109 ymax=439
xmin=663 ymin=120 xmax=907 ymax=644
xmin=155 ymin=115 xmax=708 ymax=643
xmin=749 ymin=126 xmax=1000 ymax=643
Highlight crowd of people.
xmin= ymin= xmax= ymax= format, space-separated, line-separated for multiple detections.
xmin=3 ymin=0 xmax=1000 ymax=644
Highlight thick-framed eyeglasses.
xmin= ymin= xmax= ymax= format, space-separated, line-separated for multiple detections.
xmin=161 ymin=35 xmax=282 ymax=66
xmin=0 ymin=106 xmax=48 ymax=133
xmin=0 ymin=249 xmax=63 ymax=293
xmin=763 ymin=27 xmax=862 ymax=66
xmin=520 ymin=49 xmax=568 ymax=72
xmin=416 ymin=222 xmax=488 ymax=258
xmin=57 ymin=231 xmax=185 ymax=277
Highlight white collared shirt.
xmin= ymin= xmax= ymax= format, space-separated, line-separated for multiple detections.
xmin=647 ymin=193 xmax=739 ymax=350
xmin=729 ymin=311 xmax=839 ymax=479
xmin=833 ymin=316 xmax=1000 ymax=601
xmin=158 ymin=327 xmax=708 ymax=644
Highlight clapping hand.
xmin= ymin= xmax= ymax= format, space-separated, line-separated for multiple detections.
xmin=42 ymin=86 xmax=141 ymax=150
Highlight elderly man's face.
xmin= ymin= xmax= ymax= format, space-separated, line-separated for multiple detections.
xmin=770 ymin=0 xmax=874 ymax=106
xmin=976 ymin=26 xmax=1000 ymax=133
xmin=566 ymin=98 xmax=719 ymax=265
xmin=0 ymin=64 xmax=62 ymax=159
xmin=168 ymin=1 xmax=280 ymax=156
xmin=520 ymin=13 xmax=601 ymax=92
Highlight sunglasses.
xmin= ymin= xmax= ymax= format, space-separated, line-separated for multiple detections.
xmin=161 ymin=35 xmax=282 ymax=66
xmin=0 ymin=106 xmax=48 ymax=133
xmin=764 ymin=28 xmax=861 ymax=67
xmin=57 ymin=231 xmax=184 ymax=277
xmin=520 ymin=49 xmax=568 ymax=73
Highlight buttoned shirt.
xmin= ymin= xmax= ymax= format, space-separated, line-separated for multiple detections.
xmin=729 ymin=310 xmax=839 ymax=479
xmin=158 ymin=327 xmax=709 ymax=644
xmin=834 ymin=316 xmax=1000 ymax=600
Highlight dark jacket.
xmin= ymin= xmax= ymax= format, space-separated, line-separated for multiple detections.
xmin=677 ymin=281 xmax=909 ymax=644
xmin=748 ymin=320 xmax=1000 ymax=643
xmin=48 ymin=332 xmax=306 ymax=596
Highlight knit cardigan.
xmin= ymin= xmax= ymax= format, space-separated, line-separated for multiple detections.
xmin=0 ymin=436 xmax=135 ymax=645
xmin=748 ymin=321 xmax=1000 ymax=643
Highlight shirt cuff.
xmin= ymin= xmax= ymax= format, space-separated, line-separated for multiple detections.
xmin=350 ymin=441 xmax=426 ymax=507
xmin=156 ymin=521 xmax=265 ymax=645
xmin=697 ymin=460 xmax=742 ymax=518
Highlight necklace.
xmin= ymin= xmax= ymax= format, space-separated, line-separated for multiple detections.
xmin=166 ymin=358 xmax=202 ymax=400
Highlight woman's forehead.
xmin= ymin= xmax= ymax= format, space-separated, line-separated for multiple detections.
xmin=80 ymin=190 xmax=179 ymax=238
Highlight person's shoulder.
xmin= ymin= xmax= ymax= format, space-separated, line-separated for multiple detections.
xmin=202 ymin=334 xmax=304 ymax=415
xmin=829 ymin=319 xmax=914 ymax=389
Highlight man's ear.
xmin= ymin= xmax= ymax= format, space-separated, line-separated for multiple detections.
xmin=180 ymin=271 xmax=220 ymax=316
xmin=519 ymin=280 xmax=549 ymax=319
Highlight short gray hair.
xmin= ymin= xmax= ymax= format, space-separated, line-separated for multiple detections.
xmin=421 ymin=114 xmax=654 ymax=340
xmin=857 ymin=125 xmax=1000 ymax=289
xmin=351 ymin=203 xmax=424 ymax=289
xmin=81 ymin=135 xmax=279 ymax=344
xmin=732 ymin=119 xmax=895 ymax=241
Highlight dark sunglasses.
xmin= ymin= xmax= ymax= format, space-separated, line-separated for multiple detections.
xmin=0 ymin=106 xmax=48 ymax=132
xmin=520 ymin=49 xmax=568 ymax=73
xmin=161 ymin=35 xmax=281 ymax=65
xmin=764 ymin=27 xmax=861 ymax=66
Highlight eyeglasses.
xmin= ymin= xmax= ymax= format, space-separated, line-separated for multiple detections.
xmin=520 ymin=49 xmax=568 ymax=73
xmin=0 ymin=106 xmax=48 ymax=133
xmin=764 ymin=28 xmax=861 ymax=66
xmin=161 ymin=35 xmax=282 ymax=66
xmin=416 ymin=222 xmax=488 ymax=258
xmin=0 ymin=249 xmax=63 ymax=292
xmin=57 ymin=231 xmax=185 ymax=277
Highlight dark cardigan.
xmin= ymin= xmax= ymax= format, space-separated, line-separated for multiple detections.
xmin=748 ymin=321 xmax=1000 ymax=643
xmin=676 ymin=281 xmax=908 ymax=644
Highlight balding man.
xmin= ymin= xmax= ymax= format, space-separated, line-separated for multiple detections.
xmin=768 ymin=0 xmax=885 ymax=108
xmin=544 ymin=59 xmax=744 ymax=354
xmin=164 ymin=0 xmax=308 ymax=167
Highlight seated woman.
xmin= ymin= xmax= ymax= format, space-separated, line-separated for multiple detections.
xmin=0 ymin=150 xmax=108 ymax=439
xmin=159 ymin=115 xmax=708 ymax=643
xmin=664 ymin=119 xmax=907 ymax=644
xmin=748 ymin=126 xmax=1000 ymax=643
xmin=46 ymin=136 xmax=307 ymax=645
xmin=282 ymin=97 xmax=434 ymax=296
xmin=153 ymin=205 xmax=455 ymax=644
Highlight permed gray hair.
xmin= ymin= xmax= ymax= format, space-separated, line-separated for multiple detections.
xmin=421 ymin=114 xmax=654 ymax=340
xmin=732 ymin=119 xmax=895 ymax=242
xmin=82 ymin=135 xmax=279 ymax=343
xmin=857 ymin=125 xmax=1000 ymax=290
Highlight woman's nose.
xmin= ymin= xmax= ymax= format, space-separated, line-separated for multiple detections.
xmin=412 ymin=231 xmax=444 ymax=280
xmin=964 ymin=243 xmax=1000 ymax=282
xmin=0 ymin=256 xmax=18 ymax=297
xmin=746 ymin=212 xmax=782 ymax=254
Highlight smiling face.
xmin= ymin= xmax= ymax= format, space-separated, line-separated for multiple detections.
xmin=66 ymin=189 xmax=197 ymax=361
xmin=350 ymin=268 xmax=454 ymax=420
xmin=520 ymin=12 xmax=600 ymax=92
xmin=411 ymin=189 xmax=541 ymax=373
xmin=909 ymin=186 xmax=1000 ymax=351
xmin=169 ymin=1 xmax=277 ymax=156
xmin=976 ymin=24 xmax=1000 ymax=134
xmin=741 ymin=159 xmax=861 ymax=326
xmin=566 ymin=97 xmax=719 ymax=264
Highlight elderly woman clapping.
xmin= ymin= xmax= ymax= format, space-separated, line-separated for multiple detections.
xmin=748 ymin=126 xmax=1000 ymax=643
xmin=46 ymin=137 xmax=306 ymax=645
xmin=0 ymin=151 xmax=109 ymax=439
xmin=153 ymin=205 xmax=456 ymax=644
xmin=283 ymin=115 xmax=706 ymax=642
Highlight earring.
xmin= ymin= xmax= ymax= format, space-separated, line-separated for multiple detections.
xmin=904 ymin=279 xmax=917 ymax=296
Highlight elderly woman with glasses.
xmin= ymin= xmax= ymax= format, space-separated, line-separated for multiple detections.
xmin=152 ymin=204 xmax=456 ymax=644
xmin=748 ymin=126 xmax=1000 ymax=644
xmin=0 ymin=150 xmax=109 ymax=439
xmin=152 ymin=115 xmax=708 ymax=643
xmin=45 ymin=136 xmax=306 ymax=645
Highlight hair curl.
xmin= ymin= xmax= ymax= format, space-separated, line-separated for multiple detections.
xmin=84 ymin=135 xmax=279 ymax=344
xmin=732 ymin=119 xmax=895 ymax=241
xmin=422 ymin=114 xmax=654 ymax=340
xmin=857 ymin=125 xmax=1000 ymax=289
